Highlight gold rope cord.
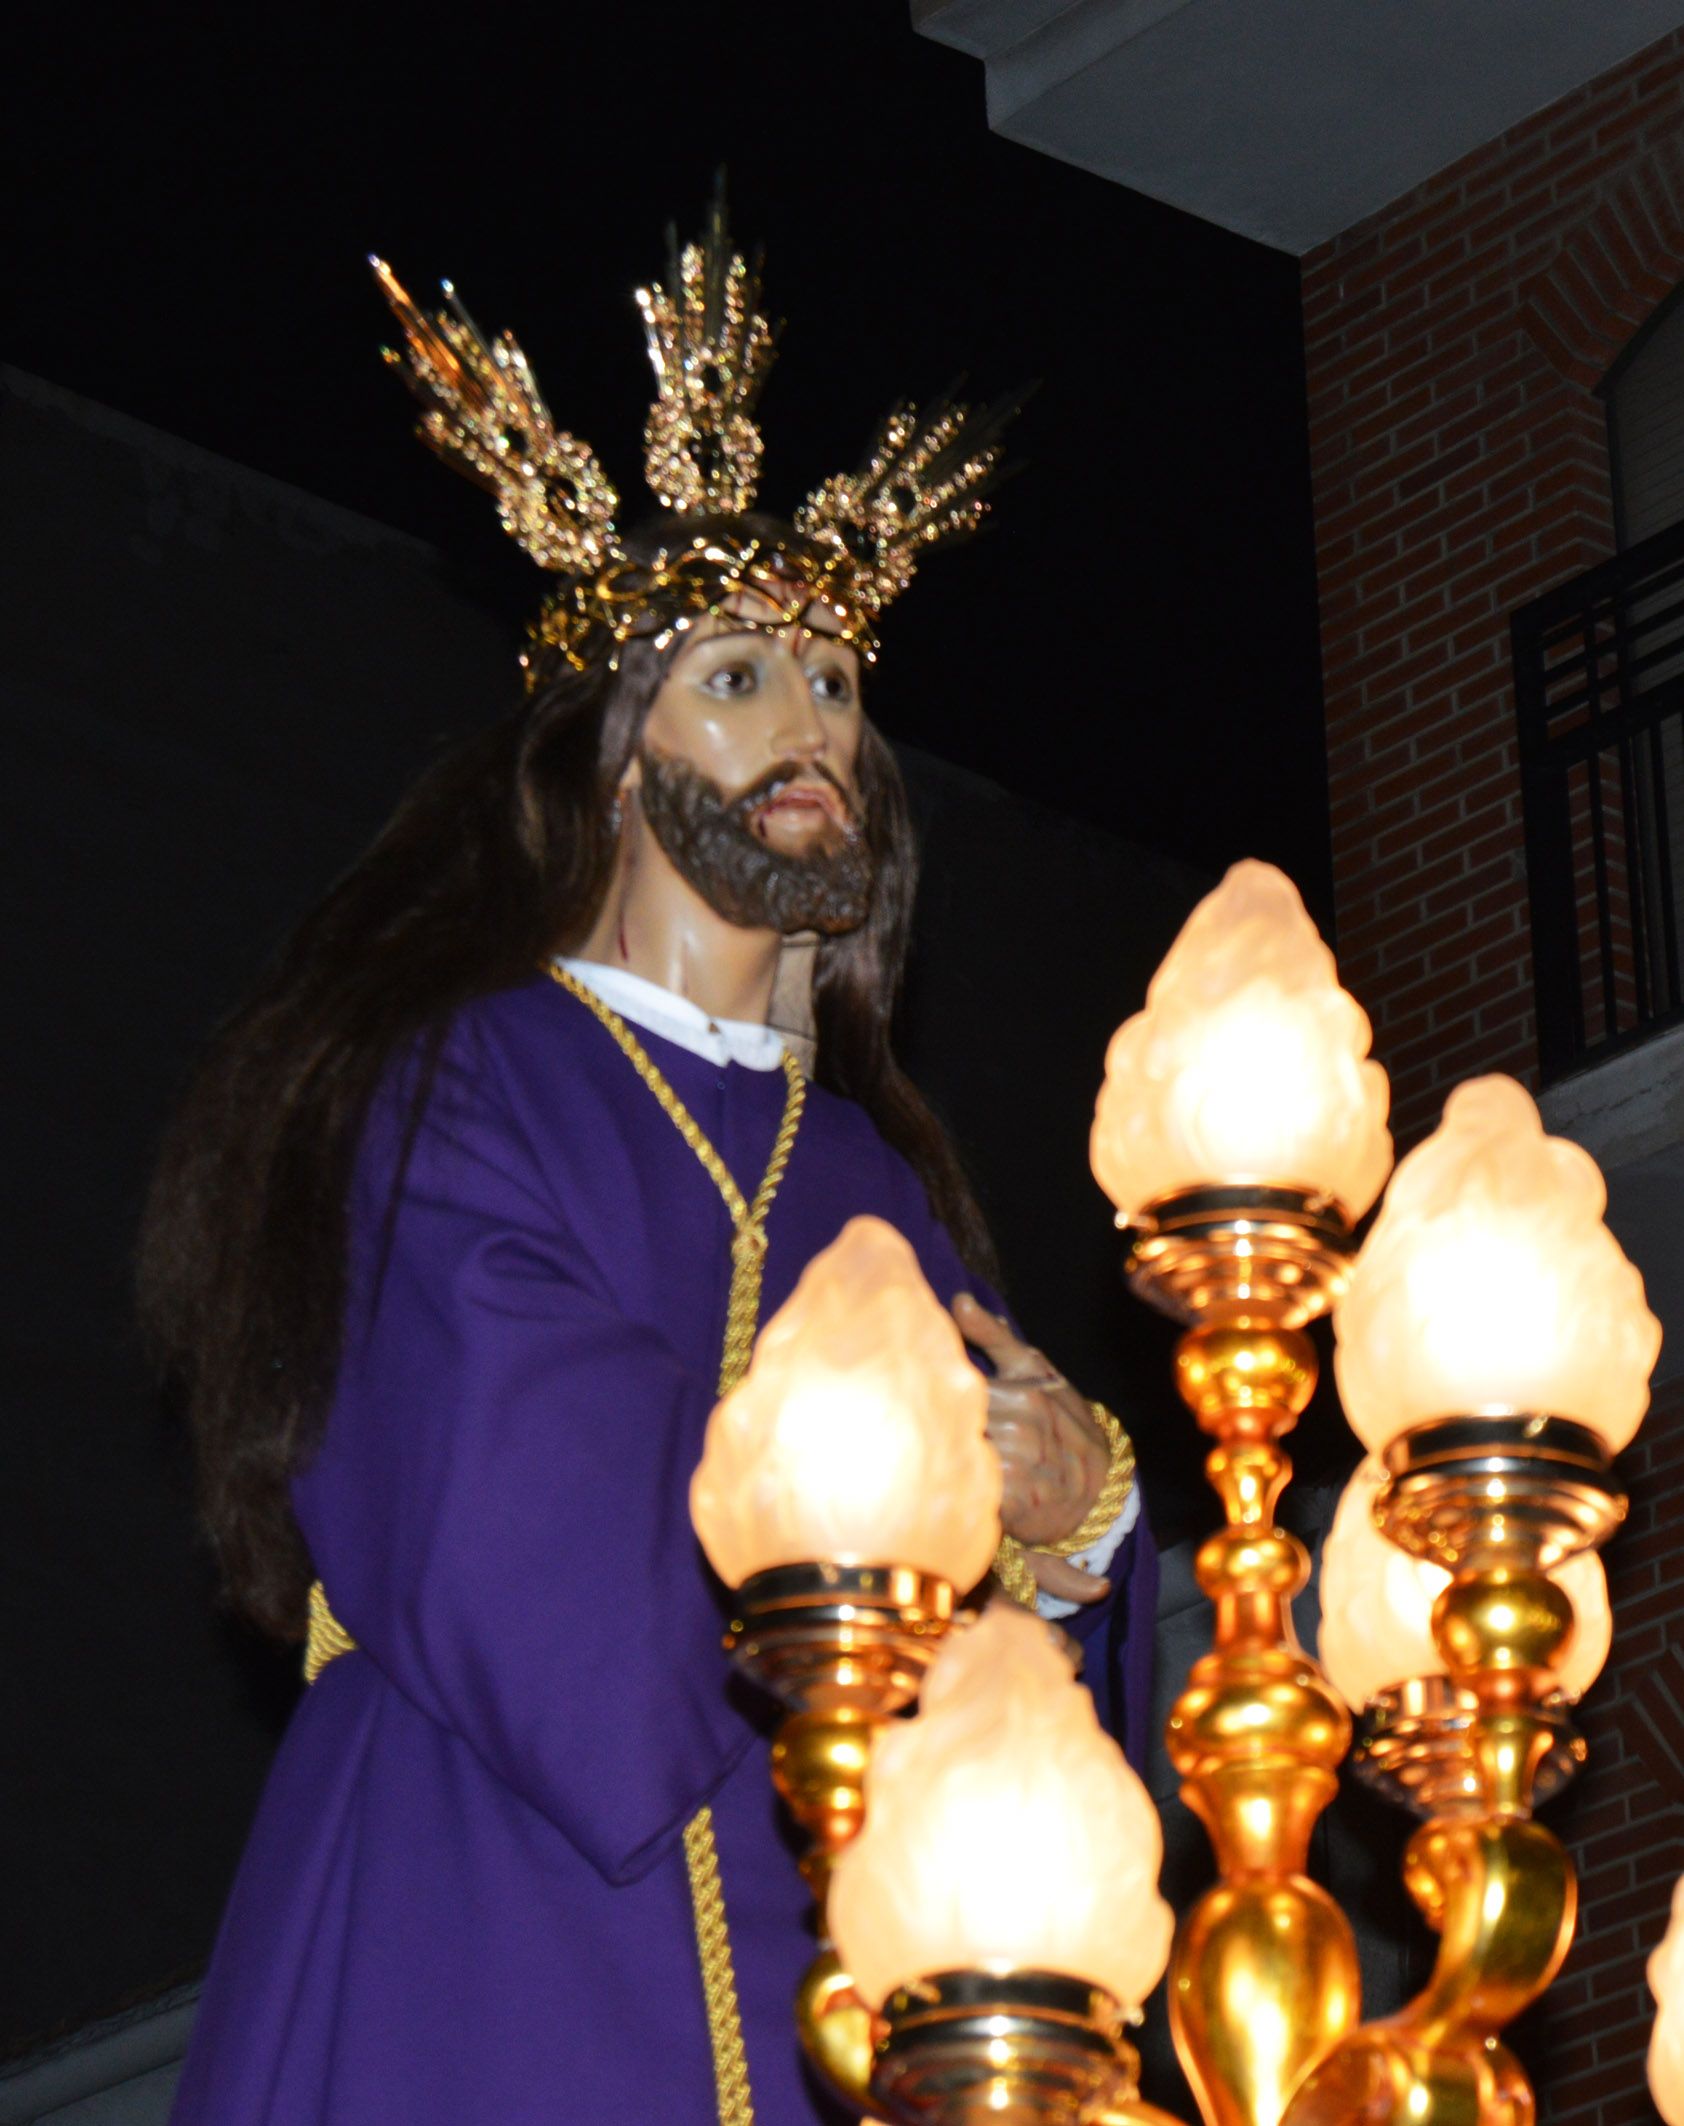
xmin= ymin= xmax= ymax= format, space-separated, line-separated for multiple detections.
xmin=541 ymin=965 xmax=805 ymax=1400
xmin=302 ymin=1578 xmax=358 ymax=1683
xmin=683 ymin=1807 xmax=757 ymax=2126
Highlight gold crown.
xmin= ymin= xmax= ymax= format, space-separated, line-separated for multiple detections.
xmin=372 ymin=183 xmax=1013 ymax=679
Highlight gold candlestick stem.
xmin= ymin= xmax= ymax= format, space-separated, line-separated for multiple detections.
xmin=772 ymin=1707 xmax=890 ymax=2103
xmin=726 ymin=1563 xmax=956 ymax=2113
xmin=1281 ymin=1415 xmax=1623 ymax=2125
xmin=1163 ymin=1323 xmax=1360 ymax=2126
xmin=771 ymin=1706 xmax=881 ymax=1899
xmin=1282 ymin=1812 xmax=1573 ymax=2125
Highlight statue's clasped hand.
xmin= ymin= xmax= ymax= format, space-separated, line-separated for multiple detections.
xmin=951 ymin=1291 xmax=1115 ymax=1608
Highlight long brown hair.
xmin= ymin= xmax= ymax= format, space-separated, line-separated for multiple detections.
xmin=138 ymin=513 xmax=996 ymax=1640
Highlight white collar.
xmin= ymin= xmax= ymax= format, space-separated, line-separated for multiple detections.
xmin=555 ymin=958 xmax=788 ymax=1072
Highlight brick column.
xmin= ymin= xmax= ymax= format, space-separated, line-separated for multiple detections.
xmin=1301 ymin=33 xmax=1684 ymax=1143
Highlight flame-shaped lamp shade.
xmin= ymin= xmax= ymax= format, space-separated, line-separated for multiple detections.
xmin=689 ymin=1215 xmax=1001 ymax=1592
xmin=1318 ymin=1457 xmax=1613 ymax=1711
xmin=1333 ymin=1077 xmax=1661 ymax=1456
xmin=1091 ymin=860 xmax=1392 ymax=1223
xmin=828 ymin=1603 xmax=1174 ymax=2014
xmin=1651 ymin=1876 xmax=1684 ymax=2126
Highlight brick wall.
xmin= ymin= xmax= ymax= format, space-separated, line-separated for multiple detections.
xmin=1302 ymin=38 xmax=1684 ymax=2123
xmin=1302 ymin=31 xmax=1684 ymax=1144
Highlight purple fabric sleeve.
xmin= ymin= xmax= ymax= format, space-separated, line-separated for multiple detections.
xmin=1060 ymin=1512 xmax=1158 ymax=1771
xmin=290 ymin=1046 xmax=752 ymax=1887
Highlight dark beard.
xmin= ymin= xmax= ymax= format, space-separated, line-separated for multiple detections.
xmin=636 ymin=750 xmax=874 ymax=936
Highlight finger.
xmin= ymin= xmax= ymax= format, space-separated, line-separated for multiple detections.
xmin=951 ymin=1290 xmax=1017 ymax=1353
xmin=1029 ymin=1553 xmax=1111 ymax=1606
xmin=953 ymin=1296 xmax=1059 ymax=1384
xmin=985 ymin=1380 xmax=1066 ymax=1433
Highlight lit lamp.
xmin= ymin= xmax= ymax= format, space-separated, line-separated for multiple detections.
xmin=1650 ymin=1875 xmax=1684 ymax=2126
xmin=1319 ymin=1455 xmax=1611 ymax=1816
xmin=1092 ymin=861 xmax=1389 ymax=2126
xmin=1092 ymin=858 xmax=1391 ymax=1321
xmin=1284 ymin=1075 xmax=1661 ymax=2126
xmin=829 ymin=1603 xmax=1179 ymax=2126
xmin=690 ymin=1215 xmax=1003 ymax=2099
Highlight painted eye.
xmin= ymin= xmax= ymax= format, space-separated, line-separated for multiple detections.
xmin=810 ymin=666 xmax=855 ymax=705
xmin=705 ymin=661 xmax=757 ymax=696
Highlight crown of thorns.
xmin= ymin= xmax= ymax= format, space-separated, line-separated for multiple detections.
xmin=372 ymin=181 xmax=1015 ymax=680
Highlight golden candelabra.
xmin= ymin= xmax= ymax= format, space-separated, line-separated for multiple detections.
xmin=1123 ymin=1187 xmax=1632 ymax=2126
xmin=689 ymin=864 xmax=1672 ymax=2126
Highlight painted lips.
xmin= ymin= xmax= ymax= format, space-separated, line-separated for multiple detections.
xmin=754 ymin=782 xmax=846 ymax=827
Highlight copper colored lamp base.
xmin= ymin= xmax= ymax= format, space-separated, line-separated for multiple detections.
xmin=1378 ymin=1415 xmax=1626 ymax=1572
xmin=1125 ymin=1185 xmax=1355 ymax=1328
xmin=1353 ymin=1677 xmax=1585 ymax=1819
xmin=727 ymin=1561 xmax=956 ymax=1892
xmin=728 ymin=1561 xmax=955 ymax=1715
xmin=872 ymin=1970 xmax=1139 ymax=2126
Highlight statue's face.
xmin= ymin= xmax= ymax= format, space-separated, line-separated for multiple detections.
xmin=637 ymin=592 xmax=864 ymax=842
xmin=628 ymin=591 xmax=874 ymax=934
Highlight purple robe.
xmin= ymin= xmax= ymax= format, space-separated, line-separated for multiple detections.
xmin=173 ymin=975 xmax=1156 ymax=2124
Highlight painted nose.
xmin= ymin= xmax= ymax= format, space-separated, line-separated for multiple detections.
xmin=769 ymin=672 xmax=828 ymax=761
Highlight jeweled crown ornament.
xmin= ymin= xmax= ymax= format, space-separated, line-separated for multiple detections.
xmin=372 ymin=178 xmax=1015 ymax=681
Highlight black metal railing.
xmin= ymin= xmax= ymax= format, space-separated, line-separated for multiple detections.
xmin=1513 ymin=513 xmax=1684 ymax=1079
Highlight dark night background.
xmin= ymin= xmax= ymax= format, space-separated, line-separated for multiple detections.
xmin=5 ymin=0 xmax=1338 ymax=2082
xmin=11 ymin=4 xmax=1325 ymax=892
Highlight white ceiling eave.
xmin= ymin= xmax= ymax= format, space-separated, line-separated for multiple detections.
xmin=914 ymin=0 xmax=1684 ymax=254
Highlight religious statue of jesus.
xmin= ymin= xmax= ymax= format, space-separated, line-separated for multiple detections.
xmin=139 ymin=189 xmax=1155 ymax=2125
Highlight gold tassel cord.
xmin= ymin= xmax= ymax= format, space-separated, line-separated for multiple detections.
xmin=990 ymin=1535 xmax=1043 ymax=1609
xmin=684 ymin=1808 xmax=757 ymax=2126
xmin=303 ymin=1577 xmax=359 ymax=1683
